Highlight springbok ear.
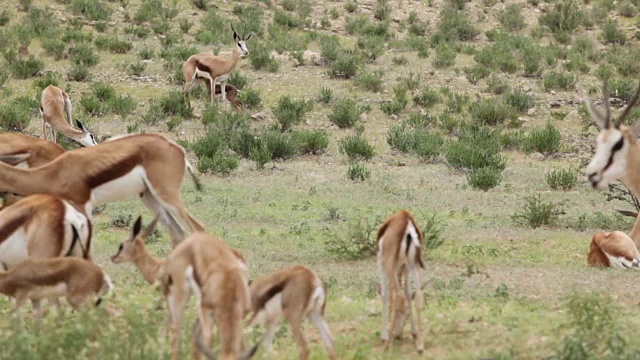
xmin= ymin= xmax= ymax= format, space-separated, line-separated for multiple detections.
xmin=132 ymin=216 xmax=143 ymax=238
xmin=586 ymin=99 xmax=609 ymax=130
xmin=76 ymin=119 xmax=88 ymax=132
xmin=141 ymin=213 xmax=160 ymax=240
xmin=245 ymin=32 xmax=254 ymax=41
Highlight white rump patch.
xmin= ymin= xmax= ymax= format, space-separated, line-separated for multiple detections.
xmin=0 ymin=228 xmax=28 ymax=269
xmin=90 ymin=165 xmax=147 ymax=205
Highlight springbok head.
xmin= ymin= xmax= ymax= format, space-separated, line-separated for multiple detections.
xmin=231 ymin=22 xmax=254 ymax=57
xmin=75 ymin=120 xmax=98 ymax=147
xmin=585 ymin=79 xmax=640 ymax=190
xmin=111 ymin=214 xmax=159 ymax=263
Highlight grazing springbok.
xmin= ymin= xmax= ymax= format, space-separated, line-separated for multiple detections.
xmin=113 ymin=215 xmax=255 ymax=360
xmin=245 ymin=265 xmax=337 ymax=360
xmin=0 ymin=133 xmax=205 ymax=246
xmin=588 ymin=230 xmax=640 ymax=268
xmin=0 ymin=133 xmax=67 ymax=208
xmin=377 ymin=210 xmax=425 ymax=354
xmin=206 ymin=83 xmax=244 ymax=111
xmin=165 ymin=232 xmax=255 ymax=360
xmin=182 ymin=24 xmax=253 ymax=109
xmin=40 ymin=85 xmax=97 ymax=147
xmin=0 ymin=257 xmax=113 ymax=318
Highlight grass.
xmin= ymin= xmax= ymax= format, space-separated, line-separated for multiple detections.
xmin=5 ymin=0 xmax=640 ymax=359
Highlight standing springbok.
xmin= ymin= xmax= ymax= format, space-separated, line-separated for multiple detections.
xmin=40 ymin=85 xmax=97 ymax=147
xmin=377 ymin=210 xmax=424 ymax=354
xmin=164 ymin=232 xmax=255 ymax=360
xmin=112 ymin=215 xmax=254 ymax=360
xmin=0 ymin=257 xmax=113 ymax=317
xmin=0 ymin=133 xmax=204 ymax=246
xmin=245 ymin=265 xmax=337 ymax=360
xmin=0 ymin=133 xmax=67 ymax=208
xmin=182 ymin=24 xmax=253 ymax=109
xmin=588 ymin=231 xmax=640 ymax=268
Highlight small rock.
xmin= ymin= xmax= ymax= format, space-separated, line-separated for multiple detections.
xmin=549 ymin=100 xmax=563 ymax=108
xmin=251 ymin=112 xmax=267 ymax=121
xmin=390 ymin=114 xmax=399 ymax=120
xmin=360 ymin=113 xmax=368 ymax=123
xmin=527 ymin=107 xmax=536 ymax=115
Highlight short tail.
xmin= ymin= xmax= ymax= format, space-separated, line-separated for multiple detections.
xmin=186 ymin=160 xmax=203 ymax=192
xmin=96 ymin=273 xmax=114 ymax=307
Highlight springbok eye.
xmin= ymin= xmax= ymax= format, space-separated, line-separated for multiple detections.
xmin=612 ymin=137 xmax=624 ymax=152
xmin=118 ymin=243 xmax=123 ymax=252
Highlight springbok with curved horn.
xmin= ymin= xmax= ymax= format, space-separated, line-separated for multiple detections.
xmin=377 ymin=209 xmax=425 ymax=354
xmin=0 ymin=133 xmax=205 ymax=246
xmin=40 ymin=85 xmax=98 ymax=147
xmin=182 ymin=23 xmax=253 ymax=110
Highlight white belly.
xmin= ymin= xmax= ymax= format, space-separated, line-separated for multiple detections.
xmin=90 ymin=165 xmax=147 ymax=205
xmin=0 ymin=228 xmax=28 ymax=268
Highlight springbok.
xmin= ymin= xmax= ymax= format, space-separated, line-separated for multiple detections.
xmin=40 ymin=85 xmax=97 ymax=147
xmin=245 ymin=265 xmax=337 ymax=360
xmin=0 ymin=133 xmax=205 ymax=246
xmin=182 ymin=24 xmax=253 ymax=109
xmin=0 ymin=257 xmax=113 ymax=318
xmin=0 ymin=133 xmax=67 ymax=208
xmin=377 ymin=209 xmax=425 ymax=354
xmin=588 ymin=230 xmax=640 ymax=268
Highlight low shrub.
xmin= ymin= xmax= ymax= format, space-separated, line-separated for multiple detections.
xmin=469 ymin=98 xmax=518 ymax=126
xmin=347 ymin=161 xmax=371 ymax=181
xmin=293 ymin=129 xmax=329 ymax=155
xmin=329 ymin=99 xmax=362 ymax=128
xmin=273 ymin=96 xmax=312 ymax=131
xmin=524 ymin=122 xmax=561 ymax=154
xmin=413 ymin=86 xmax=440 ymax=108
xmin=339 ymin=135 xmax=375 ymax=160
xmin=467 ymin=167 xmax=502 ymax=191
xmin=512 ymin=194 xmax=561 ymax=228
xmin=546 ymin=167 xmax=578 ymax=190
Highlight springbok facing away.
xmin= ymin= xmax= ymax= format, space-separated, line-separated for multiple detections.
xmin=377 ymin=209 xmax=425 ymax=354
xmin=588 ymin=231 xmax=640 ymax=268
xmin=245 ymin=265 xmax=337 ymax=360
xmin=40 ymin=85 xmax=97 ymax=147
xmin=0 ymin=257 xmax=113 ymax=318
xmin=0 ymin=133 xmax=67 ymax=208
xmin=0 ymin=133 xmax=205 ymax=246
xmin=182 ymin=24 xmax=253 ymax=109
xmin=164 ymin=233 xmax=255 ymax=360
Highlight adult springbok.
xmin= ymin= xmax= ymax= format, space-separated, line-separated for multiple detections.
xmin=40 ymin=85 xmax=97 ymax=147
xmin=182 ymin=23 xmax=253 ymax=109
xmin=245 ymin=265 xmax=337 ymax=360
xmin=0 ymin=133 xmax=204 ymax=245
xmin=0 ymin=257 xmax=113 ymax=318
xmin=377 ymin=209 xmax=425 ymax=354
xmin=588 ymin=231 xmax=640 ymax=268
xmin=0 ymin=133 xmax=67 ymax=208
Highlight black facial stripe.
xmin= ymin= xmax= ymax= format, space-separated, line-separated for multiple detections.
xmin=603 ymin=137 xmax=625 ymax=172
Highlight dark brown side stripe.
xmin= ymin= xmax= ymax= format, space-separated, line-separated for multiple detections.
xmin=255 ymin=279 xmax=287 ymax=311
xmin=86 ymin=153 xmax=141 ymax=189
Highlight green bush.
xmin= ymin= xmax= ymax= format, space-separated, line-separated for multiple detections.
xmin=325 ymin=215 xmax=379 ymax=259
xmin=260 ymin=130 xmax=298 ymax=160
xmin=544 ymin=71 xmax=576 ymax=91
xmin=228 ymin=71 xmax=248 ymax=90
xmin=374 ymin=0 xmax=391 ymax=20
xmin=413 ymin=86 xmax=440 ymax=108
xmin=157 ymin=90 xmax=192 ymax=118
xmin=0 ymin=10 xmax=10 ymax=26
xmin=339 ymin=135 xmax=375 ymax=160
xmin=33 ymin=72 xmax=60 ymax=91
xmin=0 ymin=102 xmax=31 ymax=131
xmin=602 ymin=18 xmax=626 ymax=45
xmin=380 ymin=85 xmax=408 ymax=116
xmin=445 ymin=127 xmax=506 ymax=170
xmin=355 ymin=70 xmax=384 ymax=92
xmin=505 ymin=89 xmax=534 ymax=113
xmin=249 ymin=41 xmax=279 ymax=72
xmin=69 ymin=44 xmax=99 ymax=67
xmin=68 ymin=65 xmax=90 ymax=82
xmin=128 ymin=62 xmax=146 ymax=76
xmin=546 ymin=167 xmax=578 ymax=190
xmin=539 ymin=0 xmax=583 ymax=35
xmin=619 ymin=1 xmax=638 ymax=17
xmin=80 ymin=95 xmax=104 ymax=116
xmin=293 ymin=129 xmax=329 ymax=155
xmin=512 ymin=194 xmax=560 ymax=228
xmin=94 ymin=36 xmax=133 ymax=54
xmin=318 ymin=87 xmax=333 ymax=104
xmin=413 ymin=129 xmax=444 ymax=160
xmin=197 ymin=153 xmax=239 ymax=175
xmin=430 ymin=7 xmax=478 ymax=45
xmin=109 ymin=95 xmax=136 ymax=119
xmin=329 ymin=52 xmax=361 ymax=79
xmin=465 ymin=65 xmax=490 ymax=85
xmin=432 ymin=43 xmax=456 ymax=68
xmin=41 ymin=37 xmax=65 ymax=60
xmin=138 ymin=47 xmax=154 ymax=60
xmin=238 ymin=88 xmax=262 ymax=109
xmin=347 ymin=161 xmax=371 ymax=181
xmin=329 ymin=99 xmax=362 ymax=128
xmin=273 ymin=96 xmax=311 ymax=131
xmin=469 ymin=98 xmax=518 ymax=126
xmin=524 ymin=122 xmax=561 ymax=154
xmin=91 ymin=82 xmax=115 ymax=102
xmin=71 ymin=0 xmax=112 ymax=21
xmin=10 ymin=56 xmax=43 ymax=79
xmin=467 ymin=167 xmax=502 ymax=191
xmin=345 ymin=0 xmax=358 ymax=13
xmin=498 ymin=3 xmax=525 ymax=31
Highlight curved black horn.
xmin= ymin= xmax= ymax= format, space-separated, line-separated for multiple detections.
xmin=231 ymin=23 xmax=238 ymax=36
xmin=603 ymin=78 xmax=612 ymax=129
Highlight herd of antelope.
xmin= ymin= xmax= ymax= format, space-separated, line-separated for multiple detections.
xmin=1 ymin=17 xmax=640 ymax=358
